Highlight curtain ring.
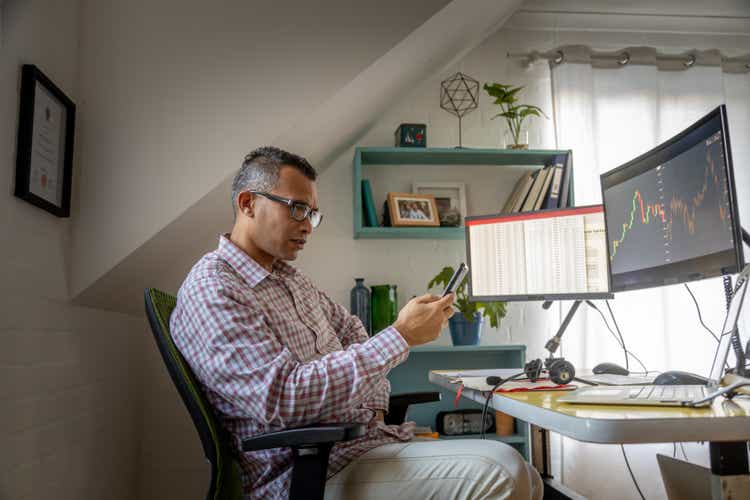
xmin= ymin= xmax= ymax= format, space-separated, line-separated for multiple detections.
xmin=553 ymin=51 xmax=564 ymax=65
xmin=618 ymin=52 xmax=630 ymax=66
xmin=684 ymin=55 xmax=696 ymax=68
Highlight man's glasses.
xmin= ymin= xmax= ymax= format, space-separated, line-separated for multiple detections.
xmin=249 ymin=191 xmax=323 ymax=228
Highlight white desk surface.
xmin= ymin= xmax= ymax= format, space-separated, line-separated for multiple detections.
xmin=429 ymin=370 xmax=750 ymax=444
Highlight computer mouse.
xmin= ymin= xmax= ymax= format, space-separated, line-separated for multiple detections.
xmin=653 ymin=370 xmax=708 ymax=386
xmin=592 ymin=362 xmax=630 ymax=376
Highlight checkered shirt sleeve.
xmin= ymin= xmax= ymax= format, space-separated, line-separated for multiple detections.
xmin=316 ymin=288 xmax=392 ymax=412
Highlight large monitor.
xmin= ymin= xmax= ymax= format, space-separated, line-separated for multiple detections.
xmin=465 ymin=205 xmax=612 ymax=301
xmin=601 ymin=105 xmax=745 ymax=292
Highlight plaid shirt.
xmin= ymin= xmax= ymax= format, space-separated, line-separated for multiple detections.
xmin=171 ymin=235 xmax=414 ymax=498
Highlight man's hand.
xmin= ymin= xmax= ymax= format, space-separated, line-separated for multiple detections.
xmin=393 ymin=293 xmax=455 ymax=347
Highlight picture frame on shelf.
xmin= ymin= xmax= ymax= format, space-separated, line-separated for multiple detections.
xmin=413 ymin=182 xmax=466 ymax=227
xmin=14 ymin=64 xmax=76 ymax=217
xmin=387 ymin=192 xmax=440 ymax=227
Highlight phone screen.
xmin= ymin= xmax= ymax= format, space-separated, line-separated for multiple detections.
xmin=443 ymin=263 xmax=468 ymax=297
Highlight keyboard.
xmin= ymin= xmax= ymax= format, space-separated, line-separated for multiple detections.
xmin=557 ymin=384 xmax=710 ymax=407
xmin=627 ymin=385 xmax=703 ymax=402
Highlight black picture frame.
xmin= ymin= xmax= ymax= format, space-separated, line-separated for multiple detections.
xmin=14 ymin=64 xmax=76 ymax=217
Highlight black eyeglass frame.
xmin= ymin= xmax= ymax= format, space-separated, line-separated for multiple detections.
xmin=249 ymin=191 xmax=323 ymax=228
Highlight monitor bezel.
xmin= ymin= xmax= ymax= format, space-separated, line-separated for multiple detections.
xmin=465 ymin=204 xmax=614 ymax=302
xmin=600 ymin=105 xmax=745 ymax=293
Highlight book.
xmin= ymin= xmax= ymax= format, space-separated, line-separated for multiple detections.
xmin=361 ymin=179 xmax=378 ymax=227
xmin=542 ymin=164 xmax=564 ymax=209
xmin=557 ymin=152 xmax=572 ymax=208
xmin=533 ymin=166 xmax=555 ymax=210
xmin=510 ymin=171 xmax=536 ymax=212
xmin=521 ymin=166 xmax=550 ymax=212
xmin=502 ymin=172 xmax=531 ymax=213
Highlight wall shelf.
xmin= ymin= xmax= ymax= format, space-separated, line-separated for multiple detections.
xmin=353 ymin=146 xmax=573 ymax=239
xmin=356 ymin=226 xmax=465 ymax=239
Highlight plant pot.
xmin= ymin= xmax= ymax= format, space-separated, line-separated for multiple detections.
xmin=448 ymin=312 xmax=483 ymax=346
xmin=503 ymin=128 xmax=529 ymax=150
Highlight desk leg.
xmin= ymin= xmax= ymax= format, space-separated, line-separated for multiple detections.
xmin=530 ymin=424 xmax=551 ymax=477
xmin=709 ymin=441 xmax=750 ymax=500
xmin=531 ymin=425 xmax=584 ymax=500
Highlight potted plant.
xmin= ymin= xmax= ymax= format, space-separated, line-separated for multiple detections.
xmin=428 ymin=265 xmax=507 ymax=345
xmin=483 ymin=82 xmax=548 ymax=149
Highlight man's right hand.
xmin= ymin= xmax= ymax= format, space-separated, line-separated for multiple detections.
xmin=393 ymin=293 xmax=455 ymax=346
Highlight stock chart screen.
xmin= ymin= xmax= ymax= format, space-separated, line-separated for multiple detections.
xmin=602 ymin=108 xmax=743 ymax=291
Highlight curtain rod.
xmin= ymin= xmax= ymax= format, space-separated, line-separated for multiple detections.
xmin=508 ymin=46 xmax=750 ymax=73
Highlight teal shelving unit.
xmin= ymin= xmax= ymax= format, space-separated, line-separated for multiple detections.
xmin=387 ymin=344 xmax=529 ymax=458
xmin=353 ymin=147 xmax=574 ymax=239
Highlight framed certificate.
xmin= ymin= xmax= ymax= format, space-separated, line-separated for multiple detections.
xmin=14 ymin=64 xmax=76 ymax=217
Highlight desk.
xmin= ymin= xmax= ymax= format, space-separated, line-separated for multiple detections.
xmin=429 ymin=370 xmax=750 ymax=500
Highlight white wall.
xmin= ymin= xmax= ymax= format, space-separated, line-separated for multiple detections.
xmin=70 ymin=0 xmax=453 ymax=302
xmin=0 ymin=1 xmax=142 ymax=498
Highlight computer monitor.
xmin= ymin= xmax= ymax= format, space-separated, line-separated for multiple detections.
xmin=601 ymin=105 xmax=745 ymax=292
xmin=465 ymin=205 xmax=612 ymax=301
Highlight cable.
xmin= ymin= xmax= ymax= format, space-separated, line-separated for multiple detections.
xmin=672 ymin=443 xmax=677 ymax=458
xmin=620 ymin=444 xmax=646 ymax=500
xmin=606 ymin=301 xmax=630 ymax=371
xmin=588 ymin=301 xmax=649 ymax=373
xmin=724 ymin=275 xmax=734 ymax=310
xmin=723 ymin=275 xmax=746 ymax=375
xmin=587 ymin=300 xmax=628 ymax=367
xmin=679 ymin=443 xmax=689 ymax=461
xmin=481 ymin=372 xmax=527 ymax=439
xmin=573 ymin=376 xmax=605 ymax=386
xmin=684 ymin=283 xmax=720 ymax=342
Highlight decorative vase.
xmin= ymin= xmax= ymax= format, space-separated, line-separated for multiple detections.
xmin=503 ymin=128 xmax=529 ymax=150
xmin=350 ymin=278 xmax=371 ymax=335
xmin=448 ymin=311 xmax=483 ymax=346
xmin=371 ymin=285 xmax=397 ymax=334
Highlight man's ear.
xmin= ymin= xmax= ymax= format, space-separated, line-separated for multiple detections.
xmin=237 ymin=191 xmax=255 ymax=217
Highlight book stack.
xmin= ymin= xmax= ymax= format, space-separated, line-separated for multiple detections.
xmin=500 ymin=153 xmax=572 ymax=213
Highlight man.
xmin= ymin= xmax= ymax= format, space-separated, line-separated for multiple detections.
xmin=171 ymin=146 xmax=542 ymax=499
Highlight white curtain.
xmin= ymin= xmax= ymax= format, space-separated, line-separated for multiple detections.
xmin=551 ymin=58 xmax=750 ymax=499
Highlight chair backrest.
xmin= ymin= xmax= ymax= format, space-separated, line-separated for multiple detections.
xmin=144 ymin=288 xmax=243 ymax=500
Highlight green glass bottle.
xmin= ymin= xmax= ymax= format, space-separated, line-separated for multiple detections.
xmin=370 ymin=284 xmax=397 ymax=334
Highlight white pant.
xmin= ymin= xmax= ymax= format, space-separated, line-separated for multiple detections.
xmin=325 ymin=439 xmax=543 ymax=500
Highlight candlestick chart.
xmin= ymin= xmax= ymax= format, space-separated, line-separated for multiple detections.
xmin=604 ymin=131 xmax=735 ymax=276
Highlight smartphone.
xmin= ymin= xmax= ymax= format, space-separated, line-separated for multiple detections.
xmin=442 ymin=263 xmax=469 ymax=297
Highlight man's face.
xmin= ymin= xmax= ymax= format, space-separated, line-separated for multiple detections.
xmin=249 ymin=165 xmax=318 ymax=262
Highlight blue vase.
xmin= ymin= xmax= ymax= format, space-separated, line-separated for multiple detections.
xmin=448 ymin=312 xmax=483 ymax=346
xmin=350 ymin=278 xmax=371 ymax=335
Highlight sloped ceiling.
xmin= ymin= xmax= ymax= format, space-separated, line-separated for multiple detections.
xmin=71 ymin=0 xmax=524 ymax=314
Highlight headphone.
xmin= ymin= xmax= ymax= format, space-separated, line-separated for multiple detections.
xmin=524 ymin=357 xmax=575 ymax=385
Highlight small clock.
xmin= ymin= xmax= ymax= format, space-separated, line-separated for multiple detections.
xmin=436 ymin=409 xmax=495 ymax=436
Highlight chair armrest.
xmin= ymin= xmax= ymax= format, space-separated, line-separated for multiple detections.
xmin=389 ymin=391 xmax=441 ymax=407
xmin=241 ymin=423 xmax=366 ymax=452
xmin=386 ymin=392 xmax=442 ymax=425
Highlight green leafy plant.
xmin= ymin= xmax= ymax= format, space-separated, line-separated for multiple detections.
xmin=483 ymin=82 xmax=548 ymax=148
xmin=427 ymin=266 xmax=507 ymax=328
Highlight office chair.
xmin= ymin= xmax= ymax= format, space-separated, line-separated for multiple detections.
xmin=144 ymin=288 xmax=440 ymax=500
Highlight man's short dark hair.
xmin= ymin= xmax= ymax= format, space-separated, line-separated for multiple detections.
xmin=231 ymin=146 xmax=317 ymax=216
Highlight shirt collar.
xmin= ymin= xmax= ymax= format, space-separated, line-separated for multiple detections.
xmin=217 ymin=234 xmax=296 ymax=287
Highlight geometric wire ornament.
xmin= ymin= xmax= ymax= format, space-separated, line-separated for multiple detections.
xmin=440 ymin=72 xmax=479 ymax=147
